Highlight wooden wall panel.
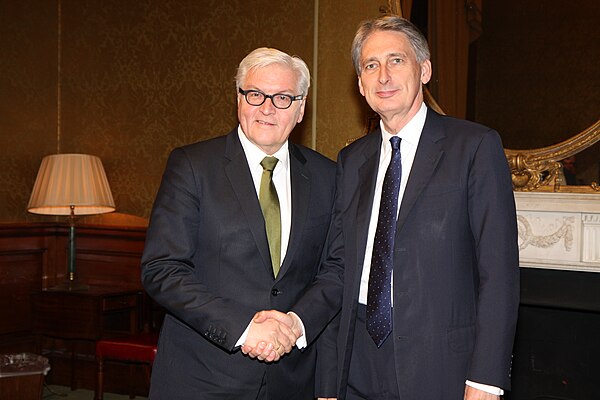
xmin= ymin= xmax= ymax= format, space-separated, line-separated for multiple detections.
xmin=0 ymin=225 xmax=53 ymax=351
xmin=0 ymin=222 xmax=146 ymax=353
xmin=74 ymin=226 xmax=147 ymax=289
xmin=0 ymin=250 xmax=44 ymax=335
xmin=0 ymin=252 xmax=44 ymax=353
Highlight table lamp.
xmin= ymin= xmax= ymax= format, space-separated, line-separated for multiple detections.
xmin=27 ymin=154 xmax=116 ymax=291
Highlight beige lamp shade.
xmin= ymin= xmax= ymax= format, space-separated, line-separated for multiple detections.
xmin=27 ymin=154 xmax=116 ymax=216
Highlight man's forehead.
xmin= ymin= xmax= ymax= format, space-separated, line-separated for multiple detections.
xmin=243 ymin=65 xmax=298 ymax=92
xmin=361 ymin=31 xmax=414 ymax=56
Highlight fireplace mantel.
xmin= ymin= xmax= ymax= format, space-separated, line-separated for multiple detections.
xmin=515 ymin=191 xmax=600 ymax=273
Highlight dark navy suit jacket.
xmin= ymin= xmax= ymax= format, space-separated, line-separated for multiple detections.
xmin=294 ymin=109 xmax=520 ymax=399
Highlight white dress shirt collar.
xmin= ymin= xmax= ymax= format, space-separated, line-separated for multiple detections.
xmin=379 ymin=102 xmax=427 ymax=150
xmin=237 ymin=125 xmax=290 ymax=174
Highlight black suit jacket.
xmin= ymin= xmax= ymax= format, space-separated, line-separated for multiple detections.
xmin=294 ymin=109 xmax=520 ymax=399
xmin=141 ymin=129 xmax=337 ymax=399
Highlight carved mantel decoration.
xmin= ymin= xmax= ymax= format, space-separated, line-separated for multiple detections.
xmin=515 ymin=191 xmax=600 ymax=273
xmin=517 ymin=215 xmax=574 ymax=252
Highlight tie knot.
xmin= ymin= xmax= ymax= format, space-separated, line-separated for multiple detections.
xmin=390 ymin=136 xmax=401 ymax=150
xmin=260 ymin=156 xmax=279 ymax=172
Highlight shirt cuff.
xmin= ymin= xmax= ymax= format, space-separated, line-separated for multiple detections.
xmin=465 ymin=380 xmax=503 ymax=395
xmin=287 ymin=311 xmax=307 ymax=349
xmin=235 ymin=320 xmax=252 ymax=347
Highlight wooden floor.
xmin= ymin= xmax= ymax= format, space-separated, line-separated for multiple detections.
xmin=43 ymin=385 xmax=147 ymax=400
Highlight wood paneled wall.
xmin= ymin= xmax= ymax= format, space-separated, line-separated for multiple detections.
xmin=0 ymin=221 xmax=146 ymax=353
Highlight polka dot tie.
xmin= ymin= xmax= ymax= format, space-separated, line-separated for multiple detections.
xmin=367 ymin=136 xmax=401 ymax=347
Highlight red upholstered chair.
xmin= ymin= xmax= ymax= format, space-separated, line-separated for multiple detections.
xmin=94 ymin=332 xmax=159 ymax=400
xmin=94 ymin=298 xmax=164 ymax=400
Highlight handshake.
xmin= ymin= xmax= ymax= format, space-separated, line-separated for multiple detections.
xmin=241 ymin=310 xmax=303 ymax=363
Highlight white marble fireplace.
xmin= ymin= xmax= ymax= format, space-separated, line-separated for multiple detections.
xmin=515 ymin=191 xmax=600 ymax=273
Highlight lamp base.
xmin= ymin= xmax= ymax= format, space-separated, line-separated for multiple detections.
xmin=47 ymin=279 xmax=89 ymax=292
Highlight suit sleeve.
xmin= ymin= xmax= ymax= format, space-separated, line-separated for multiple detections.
xmin=141 ymin=148 xmax=256 ymax=351
xmin=466 ymin=130 xmax=520 ymax=389
xmin=314 ymin=310 xmax=340 ymax=397
xmin=313 ymin=202 xmax=343 ymax=396
xmin=293 ymin=152 xmax=347 ymax=344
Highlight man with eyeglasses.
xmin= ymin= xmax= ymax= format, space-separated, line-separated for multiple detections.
xmin=141 ymin=47 xmax=337 ymax=400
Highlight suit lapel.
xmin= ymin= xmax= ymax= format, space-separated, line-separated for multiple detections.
xmin=277 ymin=144 xmax=309 ymax=278
xmin=223 ymin=130 xmax=273 ymax=275
xmin=396 ymin=110 xmax=445 ymax=233
xmin=347 ymin=129 xmax=381 ymax=299
xmin=354 ymin=132 xmax=382 ymax=277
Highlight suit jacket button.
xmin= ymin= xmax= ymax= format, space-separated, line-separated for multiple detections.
xmin=271 ymin=289 xmax=280 ymax=296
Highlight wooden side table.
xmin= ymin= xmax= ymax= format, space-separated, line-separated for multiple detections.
xmin=32 ymin=286 xmax=141 ymax=390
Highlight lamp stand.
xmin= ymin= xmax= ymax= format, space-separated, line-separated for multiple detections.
xmin=49 ymin=206 xmax=89 ymax=291
xmin=28 ymin=154 xmax=116 ymax=289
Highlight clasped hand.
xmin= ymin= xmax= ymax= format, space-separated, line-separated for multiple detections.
xmin=241 ymin=310 xmax=302 ymax=362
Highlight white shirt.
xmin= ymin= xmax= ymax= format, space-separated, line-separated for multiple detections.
xmin=358 ymin=103 xmax=426 ymax=305
xmin=237 ymin=126 xmax=292 ymax=264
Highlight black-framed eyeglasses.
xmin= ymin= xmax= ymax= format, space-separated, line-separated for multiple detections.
xmin=238 ymin=88 xmax=304 ymax=110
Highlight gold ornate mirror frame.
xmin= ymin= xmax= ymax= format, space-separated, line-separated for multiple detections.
xmin=383 ymin=0 xmax=600 ymax=193
xmin=505 ymin=121 xmax=600 ymax=192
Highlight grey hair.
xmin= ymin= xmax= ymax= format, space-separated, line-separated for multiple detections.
xmin=235 ymin=47 xmax=310 ymax=96
xmin=351 ymin=15 xmax=430 ymax=75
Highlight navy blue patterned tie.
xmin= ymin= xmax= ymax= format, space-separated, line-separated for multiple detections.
xmin=367 ymin=136 xmax=402 ymax=347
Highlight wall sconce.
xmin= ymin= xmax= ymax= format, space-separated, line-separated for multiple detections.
xmin=27 ymin=154 xmax=115 ymax=291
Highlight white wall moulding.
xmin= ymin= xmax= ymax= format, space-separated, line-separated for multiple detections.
xmin=514 ymin=192 xmax=600 ymax=273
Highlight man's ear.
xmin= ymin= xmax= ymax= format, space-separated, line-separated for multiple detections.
xmin=420 ymin=60 xmax=432 ymax=85
xmin=358 ymin=76 xmax=365 ymax=97
xmin=296 ymin=99 xmax=307 ymax=123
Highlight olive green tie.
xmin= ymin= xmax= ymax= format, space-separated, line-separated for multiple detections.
xmin=259 ymin=156 xmax=281 ymax=277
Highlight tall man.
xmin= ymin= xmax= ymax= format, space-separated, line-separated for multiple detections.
xmin=141 ymin=47 xmax=337 ymax=399
xmin=248 ymin=16 xmax=520 ymax=400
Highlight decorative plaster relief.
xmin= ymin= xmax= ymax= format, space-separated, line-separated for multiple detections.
xmin=514 ymin=192 xmax=600 ymax=272
xmin=517 ymin=212 xmax=579 ymax=263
